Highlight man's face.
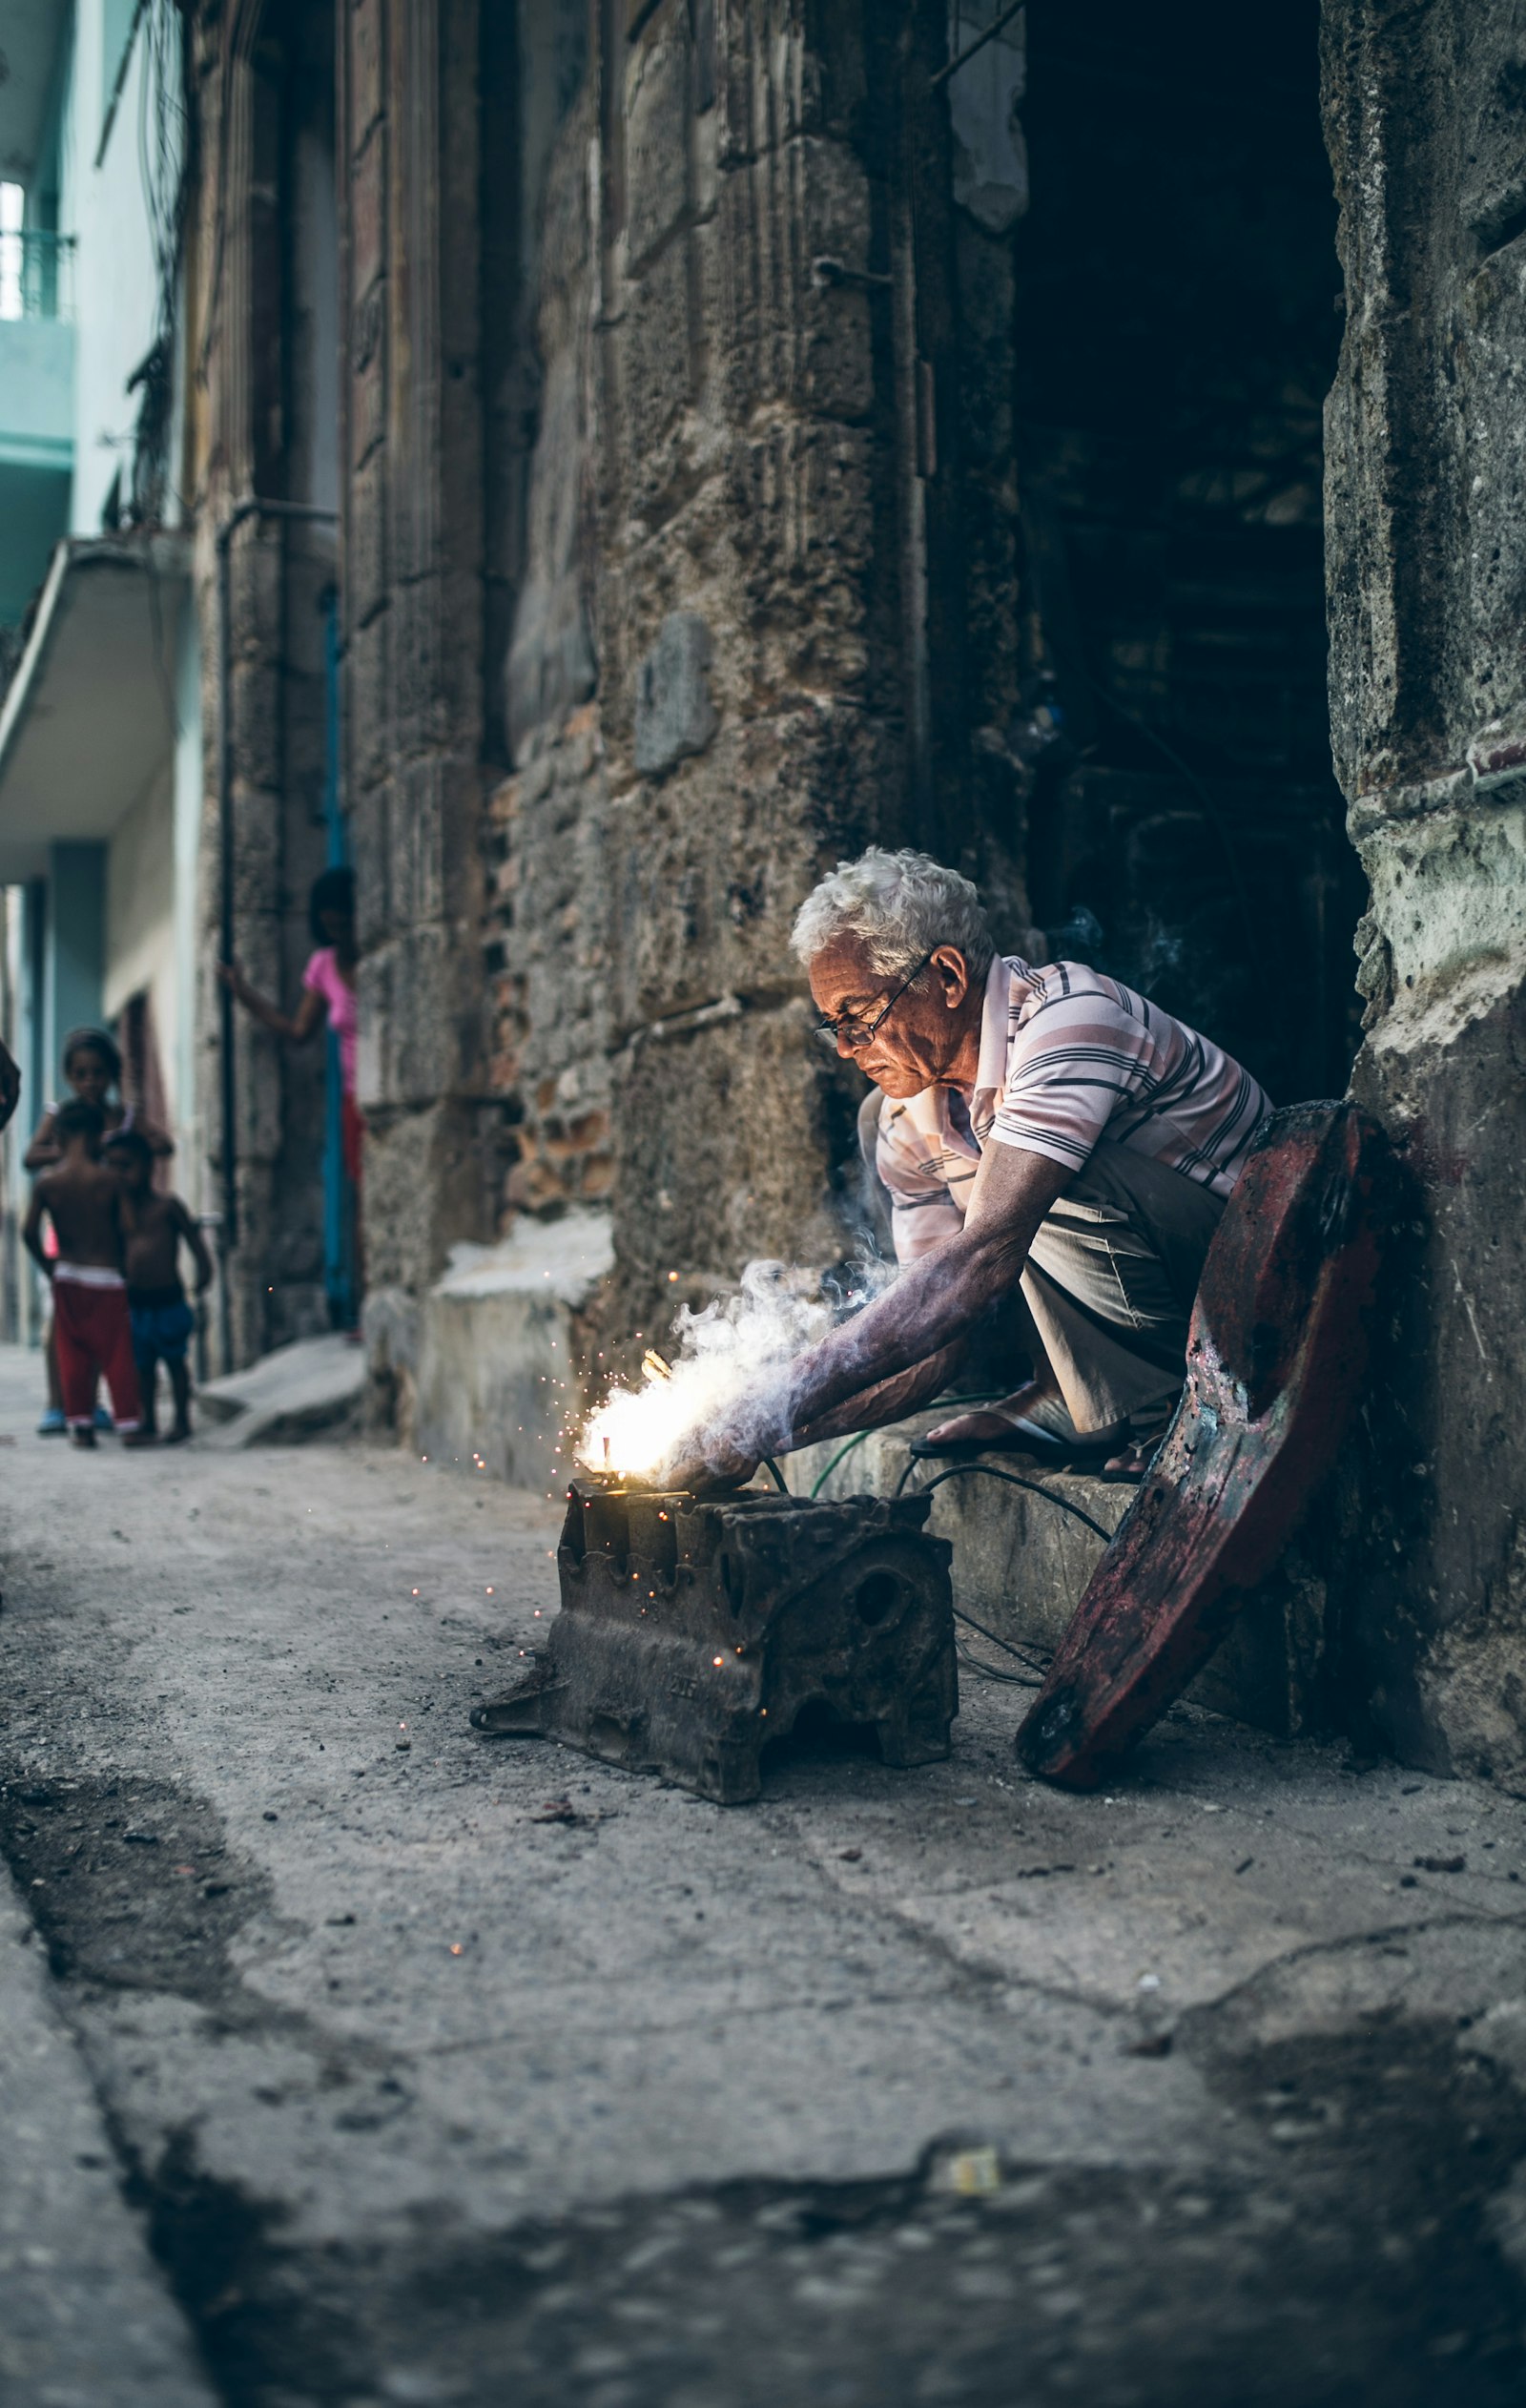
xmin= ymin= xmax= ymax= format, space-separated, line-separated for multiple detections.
xmin=808 ymin=936 xmax=973 ymax=1099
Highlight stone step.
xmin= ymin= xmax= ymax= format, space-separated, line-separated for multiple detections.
xmin=785 ymin=1418 xmax=1331 ymax=1742
xmin=196 ymin=1331 xmax=365 ymax=1448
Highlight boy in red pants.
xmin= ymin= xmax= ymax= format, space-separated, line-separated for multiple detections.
xmin=22 ymin=1100 xmax=145 ymax=1447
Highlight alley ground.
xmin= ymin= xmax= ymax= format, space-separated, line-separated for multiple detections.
xmin=1 ymin=1344 xmax=1525 ymax=2408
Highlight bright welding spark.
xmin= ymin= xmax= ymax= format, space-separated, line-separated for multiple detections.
xmin=573 ymin=1260 xmax=850 ymax=1483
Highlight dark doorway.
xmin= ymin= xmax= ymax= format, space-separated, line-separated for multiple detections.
xmin=1014 ymin=0 xmax=1362 ymax=1104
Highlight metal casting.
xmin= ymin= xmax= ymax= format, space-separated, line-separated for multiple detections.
xmin=473 ymin=1484 xmax=957 ymax=1804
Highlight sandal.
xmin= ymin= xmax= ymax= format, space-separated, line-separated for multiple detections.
xmin=1098 ymin=1435 xmax=1165 ymax=1484
xmin=908 ymin=1418 xmax=1073 ymax=1463
xmin=909 ymin=1389 xmax=1087 ymax=1463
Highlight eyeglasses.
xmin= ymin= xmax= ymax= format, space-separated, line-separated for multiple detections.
xmin=814 ymin=953 xmax=935 ymax=1051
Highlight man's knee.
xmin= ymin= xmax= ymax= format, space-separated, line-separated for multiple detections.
xmin=1043 ymin=1143 xmax=1224 ymax=1318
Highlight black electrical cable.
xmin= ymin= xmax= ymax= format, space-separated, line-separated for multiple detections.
xmin=762 ymin=1457 xmax=790 ymax=1494
xmin=953 ymin=1605 xmax=1050 ymax=1678
xmin=893 ymin=1457 xmax=1116 ymax=1543
xmin=931 ymin=0 xmax=1030 ymax=90
xmin=956 ymin=1643 xmax=1040 ymax=1690
xmin=808 ymin=1393 xmax=1012 ymax=1497
xmin=892 ymin=1460 xmax=1110 ymax=1687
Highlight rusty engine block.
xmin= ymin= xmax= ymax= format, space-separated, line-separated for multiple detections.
xmin=471 ymin=1481 xmax=957 ymax=1804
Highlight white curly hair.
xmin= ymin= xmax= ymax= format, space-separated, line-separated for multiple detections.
xmin=790 ymin=847 xmax=995 ymax=983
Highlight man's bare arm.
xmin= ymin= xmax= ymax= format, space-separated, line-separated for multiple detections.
xmin=788 ymin=1340 xmax=968 ymax=1452
xmin=774 ymin=1145 xmax=1070 ymax=1442
xmin=669 ymin=1146 xmax=1071 ymax=1485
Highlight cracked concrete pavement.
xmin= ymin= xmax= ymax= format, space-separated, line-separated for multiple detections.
xmin=1 ymin=1340 xmax=1525 ymax=2405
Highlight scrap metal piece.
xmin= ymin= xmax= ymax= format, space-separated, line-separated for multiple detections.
xmin=1016 ymin=1102 xmax=1394 ymax=1790
xmin=473 ymin=1484 xmax=957 ymax=1804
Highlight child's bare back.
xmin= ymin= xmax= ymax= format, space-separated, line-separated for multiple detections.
xmin=31 ymin=1154 xmax=124 ymax=1270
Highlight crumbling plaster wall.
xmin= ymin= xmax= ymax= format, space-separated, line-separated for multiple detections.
xmin=1323 ymin=0 xmax=1526 ymax=1785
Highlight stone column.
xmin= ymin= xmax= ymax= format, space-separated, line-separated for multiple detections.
xmin=1323 ymin=0 xmax=1526 ymax=1783
xmin=185 ymin=7 xmax=302 ymax=1369
xmin=583 ymin=0 xmax=907 ymax=1342
xmin=342 ymin=0 xmax=492 ymax=1308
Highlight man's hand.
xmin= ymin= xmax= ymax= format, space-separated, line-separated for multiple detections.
xmin=665 ymin=1431 xmax=760 ymax=1494
xmin=0 ymin=1037 xmax=19 ymax=1132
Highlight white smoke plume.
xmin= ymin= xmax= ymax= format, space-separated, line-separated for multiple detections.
xmin=576 ymin=1255 xmax=896 ymax=1485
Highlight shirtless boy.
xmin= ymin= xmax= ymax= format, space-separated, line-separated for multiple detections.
xmin=22 ymin=1101 xmax=145 ymax=1447
xmin=105 ymin=1131 xmax=214 ymax=1443
xmin=24 ymin=1027 xmax=172 ymax=1437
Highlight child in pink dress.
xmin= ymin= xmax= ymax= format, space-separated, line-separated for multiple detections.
xmin=217 ymin=867 xmax=364 ymax=1293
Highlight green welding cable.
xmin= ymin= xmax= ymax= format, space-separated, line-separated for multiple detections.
xmin=809 ymin=1429 xmax=874 ymax=1498
xmin=807 ymin=1394 xmax=1012 ymax=1500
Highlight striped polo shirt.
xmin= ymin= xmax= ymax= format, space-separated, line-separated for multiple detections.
xmin=876 ymin=954 xmax=1270 ymax=1263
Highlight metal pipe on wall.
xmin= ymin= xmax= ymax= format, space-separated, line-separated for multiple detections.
xmin=215 ymin=495 xmax=340 ymax=1373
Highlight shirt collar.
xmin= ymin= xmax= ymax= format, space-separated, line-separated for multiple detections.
xmin=897 ymin=954 xmax=1026 ymax=1148
xmin=973 ymin=952 xmax=1017 ymax=1098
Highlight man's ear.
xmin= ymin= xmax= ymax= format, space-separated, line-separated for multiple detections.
xmin=930 ymin=945 xmax=971 ymax=1008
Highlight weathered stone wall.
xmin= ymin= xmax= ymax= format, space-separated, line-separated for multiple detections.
xmin=419 ymin=0 xmax=1039 ymax=1430
xmin=485 ymin=71 xmax=611 ymax=1233
xmin=341 ymin=0 xmax=494 ymax=1302
xmin=182 ymin=0 xmax=338 ymax=1367
xmin=477 ymin=4 xmax=906 ymax=1360
xmin=352 ymin=3 xmax=1040 ymax=1449
xmin=1322 ymin=0 xmax=1526 ymax=1785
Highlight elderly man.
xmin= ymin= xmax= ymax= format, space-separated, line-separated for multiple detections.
xmin=673 ymin=847 xmax=1269 ymax=1488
